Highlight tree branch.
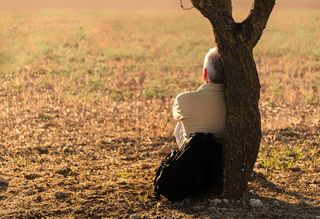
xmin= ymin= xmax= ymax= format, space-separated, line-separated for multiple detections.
xmin=240 ymin=0 xmax=276 ymax=48
xmin=191 ymin=0 xmax=235 ymax=46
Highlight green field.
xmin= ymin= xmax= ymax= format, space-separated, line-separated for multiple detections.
xmin=0 ymin=9 xmax=319 ymax=218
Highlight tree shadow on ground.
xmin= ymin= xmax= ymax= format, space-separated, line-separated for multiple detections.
xmin=252 ymin=172 xmax=318 ymax=204
xmin=162 ymin=172 xmax=320 ymax=218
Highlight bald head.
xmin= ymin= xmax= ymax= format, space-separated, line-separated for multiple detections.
xmin=203 ymin=47 xmax=225 ymax=84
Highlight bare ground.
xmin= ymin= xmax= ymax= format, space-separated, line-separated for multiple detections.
xmin=0 ymin=73 xmax=319 ymax=218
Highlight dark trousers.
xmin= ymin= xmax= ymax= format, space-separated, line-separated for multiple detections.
xmin=176 ymin=133 xmax=224 ymax=197
xmin=207 ymin=133 xmax=224 ymax=195
xmin=191 ymin=133 xmax=224 ymax=196
xmin=154 ymin=132 xmax=224 ymax=201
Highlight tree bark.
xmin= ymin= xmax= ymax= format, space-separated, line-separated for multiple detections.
xmin=191 ymin=0 xmax=275 ymax=198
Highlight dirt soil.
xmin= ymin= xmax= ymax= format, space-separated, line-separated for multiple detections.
xmin=0 ymin=74 xmax=319 ymax=218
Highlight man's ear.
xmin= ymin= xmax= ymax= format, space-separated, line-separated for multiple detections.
xmin=203 ymin=68 xmax=208 ymax=82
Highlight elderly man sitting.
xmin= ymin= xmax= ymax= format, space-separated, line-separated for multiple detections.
xmin=173 ymin=47 xmax=226 ymax=147
xmin=154 ymin=48 xmax=226 ymax=201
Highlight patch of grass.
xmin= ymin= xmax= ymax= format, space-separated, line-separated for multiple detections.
xmin=9 ymin=80 xmax=23 ymax=92
xmin=144 ymin=81 xmax=165 ymax=99
xmin=38 ymin=112 xmax=52 ymax=120
xmin=118 ymin=171 xmax=128 ymax=179
xmin=88 ymin=77 xmax=107 ymax=92
xmin=106 ymin=49 xmax=147 ymax=62
xmin=269 ymin=82 xmax=284 ymax=102
xmin=108 ymin=90 xmax=124 ymax=101
xmin=258 ymin=143 xmax=307 ymax=170
xmin=0 ymin=51 xmax=11 ymax=65
xmin=15 ymin=157 xmax=27 ymax=167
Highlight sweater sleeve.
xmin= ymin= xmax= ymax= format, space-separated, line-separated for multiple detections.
xmin=172 ymin=95 xmax=182 ymax=121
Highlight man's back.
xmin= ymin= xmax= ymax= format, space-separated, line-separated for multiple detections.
xmin=173 ymin=83 xmax=226 ymax=145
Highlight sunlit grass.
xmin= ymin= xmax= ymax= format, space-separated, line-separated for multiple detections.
xmin=0 ymin=10 xmax=319 ymax=104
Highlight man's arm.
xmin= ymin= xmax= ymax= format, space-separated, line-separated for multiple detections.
xmin=174 ymin=122 xmax=184 ymax=148
xmin=172 ymin=95 xmax=185 ymax=147
xmin=172 ymin=94 xmax=183 ymax=121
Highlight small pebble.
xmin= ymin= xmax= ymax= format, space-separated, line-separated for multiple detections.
xmin=256 ymin=163 xmax=263 ymax=169
xmin=63 ymin=146 xmax=75 ymax=154
xmin=156 ymin=202 xmax=162 ymax=209
xmin=128 ymin=214 xmax=138 ymax=219
xmin=222 ymin=199 xmax=229 ymax=204
xmin=210 ymin=199 xmax=222 ymax=205
xmin=249 ymin=199 xmax=264 ymax=208
xmin=193 ymin=205 xmax=204 ymax=211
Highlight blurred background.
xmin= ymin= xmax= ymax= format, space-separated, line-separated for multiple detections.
xmin=0 ymin=0 xmax=320 ymax=11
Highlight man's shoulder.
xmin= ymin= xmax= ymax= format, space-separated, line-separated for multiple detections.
xmin=175 ymin=90 xmax=198 ymax=104
xmin=175 ymin=91 xmax=198 ymax=106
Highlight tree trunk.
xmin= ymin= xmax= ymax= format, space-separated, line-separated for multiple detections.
xmin=191 ymin=0 xmax=275 ymax=198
